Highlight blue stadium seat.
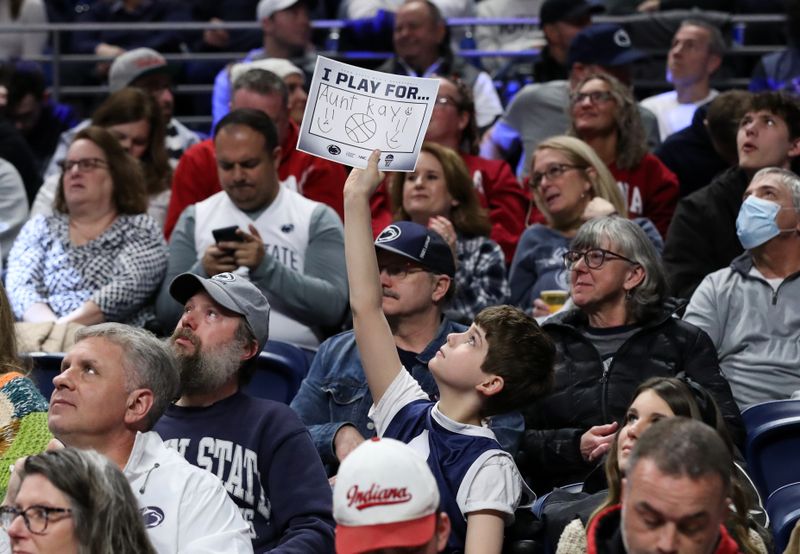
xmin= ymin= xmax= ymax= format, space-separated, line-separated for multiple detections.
xmin=243 ymin=341 xmax=310 ymax=404
xmin=23 ymin=352 xmax=64 ymax=401
xmin=766 ymin=482 xmax=800 ymax=553
xmin=742 ymin=399 xmax=800 ymax=498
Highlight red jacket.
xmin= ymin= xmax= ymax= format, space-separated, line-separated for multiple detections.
xmin=369 ymin=153 xmax=528 ymax=263
xmin=587 ymin=504 xmax=742 ymax=554
xmin=609 ymin=153 xmax=679 ymax=239
xmin=163 ymin=120 xmax=346 ymax=239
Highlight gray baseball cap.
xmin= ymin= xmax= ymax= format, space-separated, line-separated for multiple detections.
xmin=169 ymin=272 xmax=271 ymax=353
xmin=108 ymin=48 xmax=171 ymax=92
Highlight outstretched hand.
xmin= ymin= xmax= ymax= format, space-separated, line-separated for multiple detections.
xmin=343 ymin=150 xmax=385 ymax=199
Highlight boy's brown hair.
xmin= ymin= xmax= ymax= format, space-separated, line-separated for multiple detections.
xmin=474 ymin=305 xmax=555 ymax=417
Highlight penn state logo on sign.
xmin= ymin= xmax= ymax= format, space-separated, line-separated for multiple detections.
xmin=614 ymin=29 xmax=631 ymax=47
xmin=141 ymin=506 xmax=165 ymax=528
xmin=376 ymin=224 xmax=401 ymax=243
xmin=212 ymin=272 xmax=237 ymax=282
xmin=327 ymin=144 xmax=341 ymax=155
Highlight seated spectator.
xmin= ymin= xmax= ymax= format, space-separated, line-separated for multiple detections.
xmin=46 ymin=323 xmax=253 ymax=551
xmin=655 ymin=90 xmax=751 ymax=198
xmin=32 ymin=88 xmax=172 ymax=227
xmin=474 ymin=0 xmax=546 ymax=75
xmin=0 ymin=158 xmax=28 ymax=266
xmin=0 ymin=0 xmax=47 ymax=59
xmin=45 ymin=48 xmax=201 ymax=179
xmin=549 ymin=377 xmax=763 ymax=554
xmin=0 ymin=281 xmax=51 ymax=500
xmin=211 ymin=0 xmax=317 ymax=129
xmin=222 ymin=58 xmax=308 ymax=126
xmin=372 ymin=76 xmax=528 ymax=263
xmin=569 ymin=73 xmax=679 ymax=238
xmin=584 ymin=418 xmax=749 ymax=554
xmin=333 ymin=437 xmax=451 ymax=554
xmin=156 ymin=109 xmax=347 ymax=351
xmin=0 ymin=119 xmax=42 ymax=206
xmin=508 ymin=135 xmax=662 ymax=318
xmin=5 ymin=63 xmax=79 ymax=177
xmin=165 ymin=68 xmax=346 ymax=239
xmin=341 ymin=151 xmax=555 ymax=552
xmin=684 ymin=168 xmax=800 ymax=409
xmin=2 ymin=448 xmax=157 ymax=553
xmin=7 ymin=126 xmax=168 ymax=328
xmin=519 ymin=216 xmax=742 ymax=491
xmin=663 ymin=91 xmax=800 ymax=299
xmin=390 ymin=142 xmax=510 ymax=322
xmin=750 ymin=0 xmax=800 ymax=95
xmin=640 ymin=19 xmax=723 ymax=142
xmin=157 ymin=272 xmax=335 ymax=552
xmin=481 ymin=23 xmax=660 ymax=178
xmin=377 ymin=0 xmax=502 ymax=131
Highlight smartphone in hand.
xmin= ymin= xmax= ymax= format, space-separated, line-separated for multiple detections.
xmin=212 ymin=225 xmax=243 ymax=245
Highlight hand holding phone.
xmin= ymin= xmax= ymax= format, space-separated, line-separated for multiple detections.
xmin=212 ymin=225 xmax=243 ymax=244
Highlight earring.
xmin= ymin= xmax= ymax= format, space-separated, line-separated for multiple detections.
xmin=625 ymin=289 xmax=633 ymax=300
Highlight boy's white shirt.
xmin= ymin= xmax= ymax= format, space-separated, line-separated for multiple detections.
xmin=369 ymin=369 xmax=524 ymax=522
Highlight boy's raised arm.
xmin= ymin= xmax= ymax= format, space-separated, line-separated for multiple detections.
xmin=342 ymin=150 xmax=403 ymax=405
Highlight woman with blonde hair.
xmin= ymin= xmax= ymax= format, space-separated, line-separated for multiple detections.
xmin=390 ymin=141 xmax=509 ymax=321
xmin=509 ymin=135 xmax=661 ymax=317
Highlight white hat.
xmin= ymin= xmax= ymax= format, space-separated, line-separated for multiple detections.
xmin=333 ymin=438 xmax=440 ymax=554
xmin=257 ymin=0 xmax=301 ymax=20
xmin=230 ymin=58 xmax=304 ymax=86
xmin=108 ymin=48 xmax=169 ymax=92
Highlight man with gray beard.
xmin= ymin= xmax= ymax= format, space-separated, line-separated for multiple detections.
xmin=154 ymin=271 xmax=335 ymax=553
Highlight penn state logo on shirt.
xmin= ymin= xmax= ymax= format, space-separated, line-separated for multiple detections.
xmin=212 ymin=272 xmax=237 ymax=282
xmin=376 ymin=225 xmax=402 ymax=243
xmin=614 ymin=28 xmax=631 ymax=47
xmin=281 ymin=223 xmax=295 ymax=233
xmin=140 ymin=506 xmax=165 ymax=528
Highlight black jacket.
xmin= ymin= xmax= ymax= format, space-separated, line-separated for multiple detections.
xmin=519 ymin=307 xmax=744 ymax=490
xmin=662 ymin=166 xmax=748 ymax=299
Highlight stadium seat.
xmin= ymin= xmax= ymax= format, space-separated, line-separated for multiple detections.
xmin=766 ymin=482 xmax=800 ymax=553
xmin=23 ymin=352 xmax=64 ymax=401
xmin=243 ymin=340 xmax=310 ymax=404
xmin=742 ymin=399 xmax=800 ymax=498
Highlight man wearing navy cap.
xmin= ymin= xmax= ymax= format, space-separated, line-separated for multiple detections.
xmin=535 ymin=0 xmax=604 ymax=83
xmin=482 ymin=23 xmax=661 ymax=179
xmin=155 ymin=271 xmax=335 ymax=553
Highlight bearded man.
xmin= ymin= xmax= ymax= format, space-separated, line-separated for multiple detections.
xmin=154 ymin=271 xmax=335 ymax=554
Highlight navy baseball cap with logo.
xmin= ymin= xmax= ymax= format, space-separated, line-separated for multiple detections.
xmin=169 ymin=272 xmax=271 ymax=353
xmin=567 ymin=23 xmax=647 ymax=68
xmin=374 ymin=222 xmax=455 ymax=278
xmin=540 ymin=0 xmax=604 ymax=26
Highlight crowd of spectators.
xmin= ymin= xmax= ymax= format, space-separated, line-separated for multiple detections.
xmin=0 ymin=0 xmax=798 ymax=552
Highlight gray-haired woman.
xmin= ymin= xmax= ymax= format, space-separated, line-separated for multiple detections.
xmin=1 ymin=448 xmax=156 ymax=554
xmin=518 ymin=216 xmax=744 ymax=492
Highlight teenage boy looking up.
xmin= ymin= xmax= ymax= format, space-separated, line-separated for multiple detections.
xmin=342 ymin=150 xmax=556 ymax=553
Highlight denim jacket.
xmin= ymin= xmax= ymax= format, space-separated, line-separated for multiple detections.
xmin=290 ymin=318 xmax=523 ymax=470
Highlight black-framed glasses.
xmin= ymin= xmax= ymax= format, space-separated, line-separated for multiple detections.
xmin=531 ymin=164 xmax=585 ymax=190
xmin=563 ymin=248 xmax=638 ymax=270
xmin=378 ymin=261 xmax=428 ymax=279
xmin=434 ymin=95 xmax=460 ymax=109
xmin=60 ymin=157 xmax=108 ymax=173
xmin=571 ymin=91 xmax=615 ymax=105
xmin=0 ymin=505 xmax=73 ymax=535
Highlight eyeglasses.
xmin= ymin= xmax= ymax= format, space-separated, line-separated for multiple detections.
xmin=563 ymin=248 xmax=638 ymax=270
xmin=378 ymin=262 xmax=428 ymax=279
xmin=530 ymin=164 xmax=585 ymax=189
xmin=571 ymin=91 xmax=615 ymax=105
xmin=0 ymin=505 xmax=73 ymax=535
xmin=434 ymin=96 xmax=460 ymax=109
xmin=61 ymin=158 xmax=108 ymax=173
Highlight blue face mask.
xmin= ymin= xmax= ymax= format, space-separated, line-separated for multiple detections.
xmin=736 ymin=195 xmax=782 ymax=250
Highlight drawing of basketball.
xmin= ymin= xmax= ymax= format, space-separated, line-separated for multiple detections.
xmin=345 ymin=113 xmax=377 ymax=143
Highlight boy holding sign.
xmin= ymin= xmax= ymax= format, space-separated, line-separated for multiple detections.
xmin=342 ymin=150 xmax=556 ymax=552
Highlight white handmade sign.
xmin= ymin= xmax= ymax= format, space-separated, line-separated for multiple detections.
xmin=297 ymin=56 xmax=440 ymax=171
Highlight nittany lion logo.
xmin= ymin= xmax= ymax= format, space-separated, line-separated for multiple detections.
xmin=614 ymin=29 xmax=631 ymax=47
xmin=376 ymin=224 xmax=402 ymax=244
xmin=141 ymin=506 xmax=165 ymax=528
xmin=327 ymin=144 xmax=341 ymax=155
xmin=212 ymin=272 xmax=237 ymax=282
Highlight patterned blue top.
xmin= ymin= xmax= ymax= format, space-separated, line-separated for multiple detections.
xmin=7 ymin=213 xmax=167 ymax=326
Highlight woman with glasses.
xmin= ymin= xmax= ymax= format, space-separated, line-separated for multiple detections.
xmin=2 ymin=448 xmax=156 ymax=554
xmin=509 ymin=135 xmax=662 ymax=318
xmin=568 ymin=73 xmax=679 ymax=239
xmin=390 ymin=142 xmax=509 ymax=322
xmin=517 ymin=216 xmax=742 ymax=491
xmin=7 ymin=126 xmax=168 ymax=328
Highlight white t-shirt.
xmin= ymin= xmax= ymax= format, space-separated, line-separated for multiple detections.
xmin=640 ymin=89 xmax=718 ymax=141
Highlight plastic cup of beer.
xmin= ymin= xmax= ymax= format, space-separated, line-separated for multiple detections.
xmin=540 ymin=290 xmax=568 ymax=313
